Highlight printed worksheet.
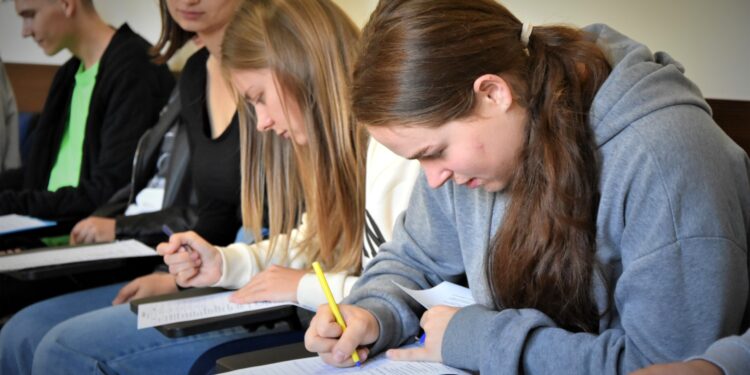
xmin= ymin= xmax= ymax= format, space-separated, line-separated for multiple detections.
xmin=393 ymin=280 xmax=475 ymax=308
xmin=0 ymin=214 xmax=55 ymax=235
xmin=0 ymin=240 xmax=156 ymax=272
xmin=224 ymin=345 xmax=470 ymax=374
xmin=137 ymin=291 xmax=298 ymax=329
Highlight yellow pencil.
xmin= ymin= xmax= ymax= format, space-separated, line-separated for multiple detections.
xmin=312 ymin=261 xmax=362 ymax=367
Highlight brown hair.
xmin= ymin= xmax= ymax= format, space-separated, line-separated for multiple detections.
xmin=354 ymin=0 xmax=611 ymax=332
xmin=150 ymin=0 xmax=195 ymax=64
xmin=222 ymin=0 xmax=366 ymax=272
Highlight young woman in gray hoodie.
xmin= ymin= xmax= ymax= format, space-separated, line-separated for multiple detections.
xmin=304 ymin=1 xmax=750 ymax=374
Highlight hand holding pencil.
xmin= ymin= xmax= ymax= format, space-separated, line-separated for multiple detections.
xmin=305 ymin=261 xmax=379 ymax=367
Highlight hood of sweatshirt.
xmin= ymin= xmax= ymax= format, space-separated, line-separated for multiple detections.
xmin=583 ymin=24 xmax=712 ymax=148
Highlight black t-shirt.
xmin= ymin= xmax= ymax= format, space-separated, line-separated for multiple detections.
xmin=179 ymin=48 xmax=242 ymax=245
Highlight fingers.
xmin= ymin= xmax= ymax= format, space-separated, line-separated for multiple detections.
xmin=319 ymin=348 xmax=370 ymax=368
xmin=175 ymin=268 xmax=198 ymax=286
xmin=331 ymin=320 xmax=370 ymax=363
xmin=112 ymin=280 xmax=139 ymax=305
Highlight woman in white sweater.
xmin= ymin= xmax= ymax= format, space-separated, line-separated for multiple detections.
xmin=158 ymin=0 xmax=419 ymax=309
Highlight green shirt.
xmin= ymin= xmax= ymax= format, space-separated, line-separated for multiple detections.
xmin=47 ymin=61 xmax=100 ymax=192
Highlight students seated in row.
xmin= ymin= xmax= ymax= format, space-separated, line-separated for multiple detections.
xmin=0 ymin=0 xmax=245 ymax=373
xmin=305 ymin=0 xmax=750 ymax=373
xmin=0 ymin=0 xmax=174 ymax=225
xmin=1 ymin=0 xmax=419 ymax=373
xmin=0 ymin=57 xmax=21 ymax=174
xmin=634 ymin=329 xmax=750 ymax=375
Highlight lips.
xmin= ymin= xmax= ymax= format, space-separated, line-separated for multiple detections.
xmin=178 ymin=10 xmax=203 ymax=21
xmin=467 ymin=178 xmax=481 ymax=189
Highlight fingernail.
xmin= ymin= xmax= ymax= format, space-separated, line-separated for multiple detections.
xmin=333 ymin=351 xmax=345 ymax=362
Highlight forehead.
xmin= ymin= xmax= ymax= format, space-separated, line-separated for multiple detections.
xmin=15 ymin=0 xmax=51 ymax=13
xmin=230 ymin=68 xmax=272 ymax=92
xmin=367 ymin=124 xmax=441 ymax=155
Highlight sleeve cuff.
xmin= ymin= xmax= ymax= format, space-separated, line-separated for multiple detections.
xmin=354 ymin=297 xmax=402 ymax=356
xmin=297 ymin=272 xmax=350 ymax=310
xmin=442 ymin=304 xmax=495 ymax=371
xmin=212 ymin=244 xmax=253 ymax=289
xmin=689 ymin=335 xmax=750 ymax=375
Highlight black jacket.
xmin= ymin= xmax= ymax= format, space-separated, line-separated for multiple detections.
xmin=92 ymin=90 xmax=197 ymax=246
xmin=0 ymin=24 xmax=175 ymax=221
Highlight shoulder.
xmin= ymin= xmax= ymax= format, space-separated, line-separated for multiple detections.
xmin=99 ymin=24 xmax=167 ymax=77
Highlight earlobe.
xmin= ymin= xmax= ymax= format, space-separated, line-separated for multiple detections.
xmin=473 ymin=74 xmax=514 ymax=113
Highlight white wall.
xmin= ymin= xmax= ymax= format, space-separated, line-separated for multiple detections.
xmin=1 ymin=0 xmax=748 ymax=100
xmin=0 ymin=0 xmax=161 ymax=65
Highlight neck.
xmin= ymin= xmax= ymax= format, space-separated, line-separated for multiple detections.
xmin=69 ymin=11 xmax=115 ymax=69
xmin=199 ymin=25 xmax=227 ymax=59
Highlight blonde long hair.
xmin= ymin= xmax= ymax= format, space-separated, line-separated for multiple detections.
xmin=222 ymin=0 xmax=366 ymax=272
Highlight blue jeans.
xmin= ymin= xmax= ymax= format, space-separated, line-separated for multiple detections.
xmin=0 ymin=282 xmax=126 ymax=374
xmin=30 ymin=299 xmax=288 ymax=374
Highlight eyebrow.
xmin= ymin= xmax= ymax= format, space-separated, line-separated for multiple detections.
xmin=406 ymin=146 xmax=431 ymax=160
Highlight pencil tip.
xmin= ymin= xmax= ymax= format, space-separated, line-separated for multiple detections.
xmin=355 ymin=361 xmax=361 ymax=368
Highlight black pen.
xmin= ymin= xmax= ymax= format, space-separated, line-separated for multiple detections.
xmin=161 ymin=225 xmax=193 ymax=253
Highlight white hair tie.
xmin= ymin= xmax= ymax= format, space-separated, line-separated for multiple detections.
xmin=521 ymin=23 xmax=534 ymax=47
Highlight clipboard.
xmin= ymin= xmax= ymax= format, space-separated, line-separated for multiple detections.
xmin=215 ymin=341 xmax=314 ymax=373
xmin=130 ymin=288 xmax=304 ymax=338
xmin=0 ymin=240 xmax=160 ymax=280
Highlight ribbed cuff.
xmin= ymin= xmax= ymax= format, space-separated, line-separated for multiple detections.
xmin=442 ymin=304 xmax=493 ymax=372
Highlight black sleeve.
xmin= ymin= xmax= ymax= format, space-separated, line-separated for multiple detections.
xmin=114 ymin=205 xmax=198 ymax=247
xmin=0 ymin=168 xmax=23 ymax=191
xmin=0 ymin=68 xmax=174 ymax=220
xmin=91 ymin=183 xmax=132 ymax=218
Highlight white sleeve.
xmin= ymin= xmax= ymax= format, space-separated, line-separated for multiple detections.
xmin=212 ymin=214 xmax=312 ymax=289
xmin=296 ymin=272 xmax=360 ymax=310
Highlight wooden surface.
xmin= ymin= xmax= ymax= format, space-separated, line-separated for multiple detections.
xmin=707 ymin=99 xmax=750 ymax=154
xmin=5 ymin=62 xmax=58 ymax=113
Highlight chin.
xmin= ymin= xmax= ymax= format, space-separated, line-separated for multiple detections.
xmin=43 ymin=45 xmax=64 ymax=57
xmin=481 ymin=181 xmax=507 ymax=193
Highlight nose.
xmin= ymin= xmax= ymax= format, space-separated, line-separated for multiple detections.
xmin=254 ymin=105 xmax=274 ymax=132
xmin=421 ymin=161 xmax=452 ymax=189
xmin=21 ymin=19 xmax=32 ymax=38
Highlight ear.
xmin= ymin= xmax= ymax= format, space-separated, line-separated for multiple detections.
xmin=472 ymin=74 xmax=514 ymax=113
xmin=58 ymin=0 xmax=75 ymax=18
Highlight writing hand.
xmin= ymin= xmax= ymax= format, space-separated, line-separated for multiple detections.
xmin=305 ymin=304 xmax=379 ymax=367
xmin=156 ymin=231 xmax=222 ymax=287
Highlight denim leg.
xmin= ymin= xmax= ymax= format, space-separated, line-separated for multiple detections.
xmin=32 ymin=304 xmax=273 ymax=374
xmin=0 ymin=282 xmax=125 ymax=375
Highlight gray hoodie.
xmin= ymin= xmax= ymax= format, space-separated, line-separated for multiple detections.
xmin=695 ymin=329 xmax=750 ymax=375
xmin=344 ymin=24 xmax=750 ymax=374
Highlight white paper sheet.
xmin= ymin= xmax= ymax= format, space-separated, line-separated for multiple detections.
xmin=0 ymin=239 xmax=156 ymax=272
xmin=137 ymin=291 xmax=298 ymax=329
xmin=393 ymin=281 xmax=475 ymax=309
xmin=0 ymin=214 xmax=55 ymax=235
xmin=224 ymin=344 xmax=470 ymax=375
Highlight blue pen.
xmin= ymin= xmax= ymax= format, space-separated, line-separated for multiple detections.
xmin=162 ymin=225 xmax=192 ymax=253
xmin=419 ymin=332 xmax=426 ymax=345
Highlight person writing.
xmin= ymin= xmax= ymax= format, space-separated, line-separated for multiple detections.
xmin=305 ymin=0 xmax=750 ymax=373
